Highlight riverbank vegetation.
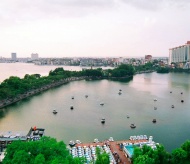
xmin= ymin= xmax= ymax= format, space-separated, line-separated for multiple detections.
xmin=133 ymin=140 xmax=190 ymax=164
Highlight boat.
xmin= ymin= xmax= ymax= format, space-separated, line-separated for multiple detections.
xmin=181 ymin=100 xmax=184 ymax=103
xmin=154 ymin=107 xmax=157 ymax=110
xmin=71 ymin=96 xmax=74 ymax=99
xmin=94 ymin=138 xmax=99 ymax=143
xmin=85 ymin=95 xmax=88 ymax=98
xmin=118 ymin=92 xmax=122 ymax=95
xmin=101 ymin=118 xmax=105 ymax=124
xmin=143 ymin=135 xmax=148 ymax=140
xmin=70 ymin=106 xmax=74 ymax=110
xmin=76 ymin=140 xmax=81 ymax=144
xmin=52 ymin=110 xmax=57 ymax=114
xmin=127 ymin=115 xmax=130 ymax=118
xmin=170 ymin=91 xmax=172 ymax=93
xmin=171 ymin=105 xmax=174 ymax=108
xmin=154 ymin=99 xmax=157 ymax=101
xmin=69 ymin=140 xmax=76 ymax=147
xmin=108 ymin=137 xmax=114 ymax=142
xmin=119 ymin=89 xmax=122 ymax=91
xmin=130 ymin=123 xmax=136 ymax=128
xmin=152 ymin=119 xmax=156 ymax=123
xmin=100 ymin=103 xmax=104 ymax=106
xmin=181 ymin=92 xmax=183 ymax=94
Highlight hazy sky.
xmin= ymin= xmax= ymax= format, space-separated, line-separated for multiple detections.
xmin=0 ymin=0 xmax=190 ymax=58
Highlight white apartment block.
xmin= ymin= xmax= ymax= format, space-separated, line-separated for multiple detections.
xmin=169 ymin=41 xmax=190 ymax=64
xmin=11 ymin=53 xmax=17 ymax=61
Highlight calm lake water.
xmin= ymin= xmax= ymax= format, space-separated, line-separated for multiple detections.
xmin=0 ymin=63 xmax=190 ymax=152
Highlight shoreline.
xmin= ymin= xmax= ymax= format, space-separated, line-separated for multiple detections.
xmin=0 ymin=75 xmax=135 ymax=109
xmin=0 ymin=76 xmax=86 ymax=109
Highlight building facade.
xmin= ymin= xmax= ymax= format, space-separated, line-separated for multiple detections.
xmin=31 ymin=53 xmax=39 ymax=60
xmin=11 ymin=53 xmax=17 ymax=61
xmin=169 ymin=41 xmax=190 ymax=64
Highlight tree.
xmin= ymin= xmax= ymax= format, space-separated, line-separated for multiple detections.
xmin=133 ymin=154 xmax=155 ymax=164
xmin=171 ymin=148 xmax=187 ymax=164
xmin=156 ymin=67 xmax=169 ymax=73
xmin=12 ymin=150 xmax=30 ymax=164
xmin=34 ymin=154 xmax=45 ymax=164
xmin=181 ymin=140 xmax=190 ymax=159
xmin=95 ymin=147 xmax=110 ymax=164
xmin=2 ymin=136 xmax=83 ymax=164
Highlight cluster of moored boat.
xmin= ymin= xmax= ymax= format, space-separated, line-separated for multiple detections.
xmin=129 ymin=135 xmax=148 ymax=140
xmin=70 ymin=144 xmax=116 ymax=163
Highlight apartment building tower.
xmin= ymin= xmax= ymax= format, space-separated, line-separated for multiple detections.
xmin=169 ymin=41 xmax=190 ymax=64
xmin=11 ymin=53 xmax=17 ymax=61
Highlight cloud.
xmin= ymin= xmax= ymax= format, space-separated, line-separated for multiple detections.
xmin=0 ymin=0 xmax=115 ymax=25
xmin=121 ymin=0 xmax=190 ymax=11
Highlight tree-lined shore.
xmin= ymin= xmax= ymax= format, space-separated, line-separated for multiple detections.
xmin=0 ymin=64 xmax=135 ymax=108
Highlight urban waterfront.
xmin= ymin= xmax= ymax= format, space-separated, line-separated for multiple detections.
xmin=0 ymin=63 xmax=190 ymax=152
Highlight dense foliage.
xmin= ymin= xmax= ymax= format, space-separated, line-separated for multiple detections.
xmin=133 ymin=140 xmax=190 ymax=164
xmin=134 ymin=62 xmax=155 ymax=72
xmin=2 ymin=136 xmax=85 ymax=164
xmin=156 ymin=67 xmax=169 ymax=73
xmin=95 ymin=147 xmax=110 ymax=164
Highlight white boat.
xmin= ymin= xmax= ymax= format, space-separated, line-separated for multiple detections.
xmin=109 ymin=137 xmax=114 ymax=142
xmin=76 ymin=140 xmax=81 ymax=144
xmin=143 ymin=135 xmax=148 ymax=140
xmin=69 ymin=140 xmax=76 ymax=147
xmin=94 ymin=138 xmax=99 ymax=143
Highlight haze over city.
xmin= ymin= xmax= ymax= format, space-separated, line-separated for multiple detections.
xmin=0 ymin=0 xmax=190 ymax=58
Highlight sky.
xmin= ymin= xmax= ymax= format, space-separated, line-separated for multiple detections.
xmin=0 ymin=0 xmax=190 ymax=58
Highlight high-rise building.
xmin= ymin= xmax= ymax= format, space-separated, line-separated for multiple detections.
xmin=169 ymin=41 xmax=190 ymax=64
xmin=31 ymin=53 xmax=39 ymax=60
xmin=11 ymin=53 xmax=17 ymax=61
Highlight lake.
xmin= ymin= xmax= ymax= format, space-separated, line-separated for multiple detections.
xmin=0 ymin=63 xmax=190 ymax=152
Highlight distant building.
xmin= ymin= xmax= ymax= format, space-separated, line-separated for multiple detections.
xmin=11 ymin=53 xmax=17 ymax=61
xmin=31 ymin=53 xmax=39 ymax=60
xmin=145 ymin=55 xmax=152 ymax=62
xmin=169 ymin=41 xmax=190 ymax=64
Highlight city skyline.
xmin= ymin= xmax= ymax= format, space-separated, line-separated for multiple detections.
xmin=0 ymin=0 xmax=190 ymax=58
